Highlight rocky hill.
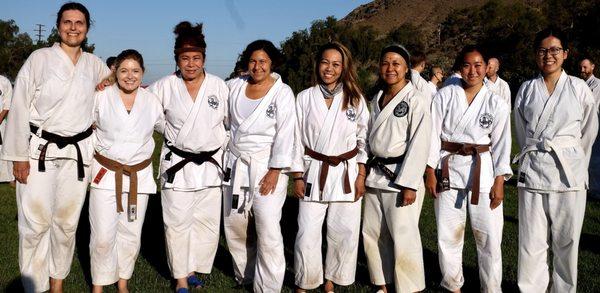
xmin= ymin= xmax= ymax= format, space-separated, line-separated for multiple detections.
xmin=340 ymin=0 xmax=542 ymax=36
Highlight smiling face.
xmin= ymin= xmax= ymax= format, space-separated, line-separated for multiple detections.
xmin=379 ymin=52 xmax=408 ymax=86
xmin=460 ymin=51 xmax=487 ymax=88
xmin=248 ymin=49 xmax=272 ymax=83
xmin=177 ymin=50 xmax=205 ymax=81
xmin=58 ymin=9 xmax=88 ymax=48
xmin=536 ymin=36 xmax=568 ymax=77
xmin=116 ymin=59 xmax=143 ymax=93
xmin=318 ymin=49 xmax=343 ymax=87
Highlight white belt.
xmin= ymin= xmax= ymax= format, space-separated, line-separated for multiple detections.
xmin=513 ymin=137 xmax=580 ymax=187
xmin=228 ymin=143 xmax=271 ymax=199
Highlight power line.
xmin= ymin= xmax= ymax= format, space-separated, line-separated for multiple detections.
xmin=34 ymin=24 xmax=45 ymax=43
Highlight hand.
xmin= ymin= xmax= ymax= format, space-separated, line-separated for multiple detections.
xmin=13 ymin=161 xmax=30 ymax=184
xmin=425 ymin=167 xmax=438 ymax=198
xmin=489 ymin=176 xmax=505 ymax=210
xmin=293 ymin=178 xmax=305 ymax=199
xmin=400 ymin=188 xmax=417 ymax=206
xmin=354 ymin=174 xmax=366 ymax=201
xmin=95 ymin=76 xmax=115 ymax=91
xmin=258 ymin=168 xmax=280 ymax=195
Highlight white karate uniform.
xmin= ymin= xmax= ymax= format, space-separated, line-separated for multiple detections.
xmin=585 ymin=74 xmax=600 ymax=197
xmin=88 ymin=85 xmax=164 ymax=285
xmin=427 ymin=80 xmax=439 ymax=97
xmin=148 ymin=72 xmax=228 ymax=279
xmin=484 ymin=76 xmax=512 ymax=107
xmin=362 ymin=82 xmax=431 ymax=293
xmin=291 ymin=86 xmax=369 ymax=289
xmin=411 ymin=69 xmax=434 ymax=104
xmin=0 ymin=43 xmax=110 ymax=293
xmin=428 ymin=83 xmax=512 ymax=292
xmin=0 ymin=75 xmax=13 ymax=182
xmin=223 ymin=73 xmax=295 ymax=293
xmin=514 ymin=71 xmax=598 ymax=293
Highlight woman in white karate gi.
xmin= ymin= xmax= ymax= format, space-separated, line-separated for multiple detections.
xmin=362 ymin=45 xmax=432 ymax=293
xmin=514 ymin=27 xmax=598 ymax=293
xmin=89 ymin=49 xmax=164 ymax=293
xmin=425 ymin=45 xmax=512 ymax=293
xmin=148 ymin=22 xmax=229 ymax=292
xmin=1 ymin=3 xmax=112 ymax=292
xmin=0 ymin=75 xmax=13 ymax=183
xmin=291 ymin=42 xmax=368 ymax=293
xmin=223 ymin=40 xmax=296 ymax=293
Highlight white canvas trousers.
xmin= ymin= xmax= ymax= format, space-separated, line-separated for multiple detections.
xmin=294 ymin=199 xmax=362 ymax=289
xmin=517 ymin=189 xmax=586 ymax=293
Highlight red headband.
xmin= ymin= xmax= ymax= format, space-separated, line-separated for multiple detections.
xmin=174 ymin=46 xmax=206 ymax=55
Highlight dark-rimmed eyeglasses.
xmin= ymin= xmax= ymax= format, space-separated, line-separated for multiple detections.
xmin=536 ymin=47 xmax=563 ymax=57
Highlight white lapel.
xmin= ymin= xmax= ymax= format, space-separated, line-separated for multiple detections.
xmin=450 ymin=84 xmax=488 ymax=140
xmin=370 ymin=82 xmax=414 ymax=137
xmin=313 ymin=86 xmax=344 ymax=153
xmin=532 ymin=71 xmax=567 ymax=138
xmin=235 ymin=73 xmax=283 ymax=139
xmin=174 ymin=74 xmax=208 ymax=146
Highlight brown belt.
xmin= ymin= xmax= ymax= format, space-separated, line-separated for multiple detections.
xmin=304 ymin=146 xmax=359 ymax=195
xmin=94 ymin=152 xmax=152 ymax=221
xmin=440 ymin=141 xmax=490 ymax=205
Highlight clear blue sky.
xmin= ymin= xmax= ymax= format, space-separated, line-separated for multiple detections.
xmin=1 ymin=0 xmax=371 ymax=83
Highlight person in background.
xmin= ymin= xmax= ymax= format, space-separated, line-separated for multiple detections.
xmin=0 ymin=75 xmax=14 ymax=184
xmin=484 ymin=57 xmax=511 ymax=107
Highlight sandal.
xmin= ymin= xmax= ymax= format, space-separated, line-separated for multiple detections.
xmin=187 ymin=275 xmax=205 ymax=288
xmin=176 ymin=288 xmax=189 ymax=293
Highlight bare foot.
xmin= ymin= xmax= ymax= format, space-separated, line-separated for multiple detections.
xmin=49 ymin=278 xmax=63 ymax=293
xmin=377 ymin=284 xmax=387 ymax=293
xmin=295 ymin=287 xmax=307 ymax=293
xmin=117 ymin=279 xmax=129 ymax=293
xmin=324 ymin=280 xmax=334 ymax=292
xmin=91 ymin=284 xmax=103 ymax=293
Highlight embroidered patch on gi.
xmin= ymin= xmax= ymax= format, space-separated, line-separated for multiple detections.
xmin=479 ymin=113 xmax=493 ymax=129
xmin=207 ymin=95 xmax=219 ymax=109
xmin=346 ymin=107 xmax=357 ymax=121
xmin=393 ymin=101 xmax=409 ymax=117
xmin=266 ymin=103 xmax=276 ymax=118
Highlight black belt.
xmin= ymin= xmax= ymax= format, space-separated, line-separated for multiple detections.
xmin=30 ymin=124 xmax=93 ymax=181
xmin=163 ymin=139 xmax=222 ymax=183
xmin=366 ymin=155 xmax=405 ymax=182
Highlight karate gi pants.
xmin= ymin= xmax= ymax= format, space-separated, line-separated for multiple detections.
xmin=434 ymin=189 xmax=503 ymax=293
xmin=223 ymin=174 xmax=288 ymax=293
xmin=161 ymin=187 xmax=221 ymax=279
xmin=362 ymin=187 xmax=426 ymax=293
xmin=88 ymin=189 xmax=149 ymax=285
xmin=16 ymin=158 xmax=89 ymax=293
xmin=517 ymin=189 xmax=586 ymax=293
xmin=294 ymin=199 xmax=362 ymax=289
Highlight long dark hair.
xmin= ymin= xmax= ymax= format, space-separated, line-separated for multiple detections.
xmin=313 ymin=42 xmax=363 ymax=110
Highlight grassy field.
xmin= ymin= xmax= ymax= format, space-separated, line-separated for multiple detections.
xmin=1 ymin=135 xmax=600 ymax=292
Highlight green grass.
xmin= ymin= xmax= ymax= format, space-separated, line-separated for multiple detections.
xmin=1 ymin=133 xmax=599 ymax=292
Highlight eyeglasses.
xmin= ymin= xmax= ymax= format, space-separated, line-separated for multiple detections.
xmin=536 ymin=47 xmax=563 ymax=57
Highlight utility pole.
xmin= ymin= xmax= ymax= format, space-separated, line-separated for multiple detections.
xmin=34 ymin=24 xmax=45 ymax=43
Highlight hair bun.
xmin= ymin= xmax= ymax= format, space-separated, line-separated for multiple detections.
xmin=174 ymin=21 xmax=203 ymax=36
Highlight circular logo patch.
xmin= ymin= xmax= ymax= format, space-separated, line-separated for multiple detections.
xmin=479 ymin=113 xmax=494 ymax=129
xmin=207 ymin=95 xmax=219 ymax=109
xmin=266 ymin=103 xmax=277 ymax=118
xmin=393 ymin=101 xmax=409 ymax=117
xmin=346 ymin=107 xmax=357 ymax=121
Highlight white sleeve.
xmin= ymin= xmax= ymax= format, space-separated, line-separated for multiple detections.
xmin=1 ymin=57 xmax=36 ymax=161
xmin=427 ymin=92 xmax=443 ymax=168
xmin=394 ymin=95 xmax=432 ymax=190
xmin=490 ymin=102 xmax=513 ymax=179
xmin=579 ymin=84 xmax=599 ymax=165
xmin=289 ymin=95 xmax=305 ymax=173
xmin=269 ymin=87 xmax=296 ymax=169
xmin=513 ymin=83 xmax=527 ymax=150
xmin=2 ymin=79 xmax=12 ymax=110
xmin=355 ymin=98 xmax=370 ymax=164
